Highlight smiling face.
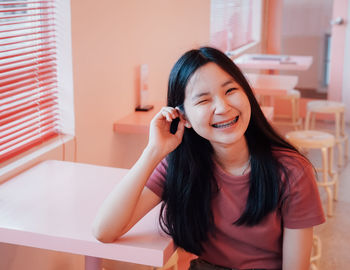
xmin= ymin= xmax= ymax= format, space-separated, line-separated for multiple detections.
xmin=183 ymin=62 xmax=251 ymax=150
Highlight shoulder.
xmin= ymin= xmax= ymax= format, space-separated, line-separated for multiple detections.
xmin=272 ymin=147 xmax=312 ymax=179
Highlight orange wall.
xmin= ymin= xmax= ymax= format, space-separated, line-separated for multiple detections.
xmin=71 ymin=0 xmax=211 ymax=168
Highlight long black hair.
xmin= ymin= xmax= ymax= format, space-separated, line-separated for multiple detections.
xmin=159 ymin=47 xmax=300 ymax=255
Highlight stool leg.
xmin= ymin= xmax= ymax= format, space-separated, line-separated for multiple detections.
xmin=342 ymin=112 xmax=349 ymax=161
xmin=311 ymin=112 xmax=316 ymax=130
xmin=321 ymin=147 xmax=333 ymax=217
xmin=296 ymin=97 xmax=301 ymax=130
xmin=291 ymin=98 xmax=296 ymax=128
xmin=328 ymin=146 xmax=338 ymax=201
xmin=345 ymin=136 xmax=349 ymax=162
xmin=340 ymin=112 xmax=345 ymax=137
xmin=305 ymin=111 xmax=311 ymax=130
xmin=335 ymin=112 xmax=343 ymax=167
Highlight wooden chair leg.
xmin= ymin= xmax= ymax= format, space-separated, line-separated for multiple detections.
xmin=321 ymin=147 xmax=333 ymax=217
xmin=305 ymin=111 xmax=311 ymax=130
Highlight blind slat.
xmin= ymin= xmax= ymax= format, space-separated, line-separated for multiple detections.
xmin=0 ymin=60 xmax=56 ymax=78
xmin=0 ymin=88 xmax=58 ymax=111
xmin=0 ymin=23 xmax=55 ymax=34
xmin=0 ymin=34 xmax=55 ymax=47
xmin=0 ymin=100 xmax=58 ymax=126
xmin=0 ymin=6 xmax=55 ymax=14
xmin=1 ymin=112 xmax=57 ymax=138
xmin=0 ymin=28 xmax=55 ymax=40
xmin=0 ymin=106 xmax=57 ymax=131
xmin=0 ymin=83 xmax=56 ymax=99
xmin=0 ymin=95 xmax=58 ymax=119
xmin=0 ymin=1 xmax=53 ymax=6
xmin=0 ymin=12 xmax=52 ymax=21
xmin=0 ymin=40 xmax=55 ymax=54
xmin=1 ymin=117 xmax=57 ymax=146
xmin=0 ymin=45 xmax=55 ymax=60
xmin=0 ymin=74 xmax=57 ymax=93
xmin=0 ymin=17 xmax=51 ymax=27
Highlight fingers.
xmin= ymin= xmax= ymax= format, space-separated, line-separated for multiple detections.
xmin=158 ymin=106 xmax=180 ymax=122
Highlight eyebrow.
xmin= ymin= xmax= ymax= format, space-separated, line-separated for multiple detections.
xmin=222 ymin=79 xmax=235 ymax=87
xmin=191 ymin=79 xmax=235 ymax=101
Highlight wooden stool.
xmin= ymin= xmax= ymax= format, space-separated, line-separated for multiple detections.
xmin=285 ymin=130 xmax=338 ymax=217
xmin=305 ymin=100 xmax=349 ymax=167
xmin=273 ymin=89 xmax=302 ymax=130
xmin=259 ymin=89 xmax=302 ymax=130
xmin=310 ymin=235 xmax=322 ymax=270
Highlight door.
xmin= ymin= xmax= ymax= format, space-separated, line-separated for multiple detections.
xmin=328 ymin=0 xmax=349 ymax=103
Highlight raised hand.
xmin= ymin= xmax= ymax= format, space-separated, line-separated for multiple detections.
xmin=147 ymin=106 xmax=186 ymax=158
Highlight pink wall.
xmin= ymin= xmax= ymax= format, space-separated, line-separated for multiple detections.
xmin=71 ymin=0 xmax=211 ymax=168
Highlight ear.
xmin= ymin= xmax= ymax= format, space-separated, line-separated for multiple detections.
xmin=176 ymin=105 xmax=192 ymax=128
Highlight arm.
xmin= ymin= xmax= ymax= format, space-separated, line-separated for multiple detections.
xmin=92 ymin=107 xmax=186 ymax=243
xmin=282 ymin=227 xmax=313 ymax=270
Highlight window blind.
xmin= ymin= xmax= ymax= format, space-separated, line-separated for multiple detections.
xmin=0 ymin=0 xmax=60 ymax=163
xmin=210 ymin=0 xmax=255 ymax=52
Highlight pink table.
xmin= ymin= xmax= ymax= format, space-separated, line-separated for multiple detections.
xmin=0 ymin=160 xmax=175 ymax=269
xmin=234 ymin=54 xmax=313 ymax=71
xmin=245 ymin=73 xmax=298 ymax=96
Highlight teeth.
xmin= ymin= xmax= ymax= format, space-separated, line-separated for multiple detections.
xmin=212 ymin=116 xmax=238 ymax=128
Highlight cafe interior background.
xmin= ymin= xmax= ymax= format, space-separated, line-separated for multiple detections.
xmin=1 ymin=0 xmax=350 ymax=269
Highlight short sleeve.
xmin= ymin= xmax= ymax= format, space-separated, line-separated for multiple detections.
xmin=145 ymin=159 xmax=168 ymax=198
xmin=281 ymin=163 xmax=326 ymax=229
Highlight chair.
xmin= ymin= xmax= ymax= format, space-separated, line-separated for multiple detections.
xmin=285 ymin=130 xmax=338 ymax=217
xmin=305 ymin=100 xmax=349 ymax=167
xmin=259 ymin=89 xmax=302 ymax=130
xmin=273 ymin=89 xmax=302 ymax=130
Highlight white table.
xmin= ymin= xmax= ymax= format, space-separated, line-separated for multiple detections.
xmin=0 ymin=160 xmax=175 ymax=269
xmin=234 ymin=54 xmax=313 ymax=71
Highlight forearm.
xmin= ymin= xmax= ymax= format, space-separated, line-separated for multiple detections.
xmin=92 ymin=146 xmax=164 ymax=242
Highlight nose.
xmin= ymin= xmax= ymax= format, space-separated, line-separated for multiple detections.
xmin=213 ymin=97 xmax=231 ymax=114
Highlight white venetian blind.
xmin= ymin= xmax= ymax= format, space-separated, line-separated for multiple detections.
xmin=0 ymin=0 xmax=60 ymax=163
xmin=210 ymin=0 xmax=257 ymax=52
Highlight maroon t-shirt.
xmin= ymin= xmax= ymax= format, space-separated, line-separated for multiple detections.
xmin=146 ymin=149 xmax=325 ymax=269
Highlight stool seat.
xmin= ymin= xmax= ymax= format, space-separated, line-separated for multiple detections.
xmin=286 ymin=130 xmax=335 ymax=149
xmin=285 ymin=88 xmax=301 ymax=98
xmin=307 ymin=100 xmax=345 ymax=114
xmin=305 ymin=100 xmax=348 ymax=167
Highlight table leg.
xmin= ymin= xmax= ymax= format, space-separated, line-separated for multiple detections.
xmin=85 ymin=256 xmax=102 ymax=270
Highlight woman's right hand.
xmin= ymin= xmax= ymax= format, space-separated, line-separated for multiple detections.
xmin=147 ymin=106 xmax=186 ymax=158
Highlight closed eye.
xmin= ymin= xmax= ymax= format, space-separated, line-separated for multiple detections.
xmin=226 ymin=87 xmax=238 ymax=94
xmin=196 ymin=99 xmax=209 ymax=105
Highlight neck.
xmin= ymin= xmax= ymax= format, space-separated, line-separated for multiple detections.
xmin=212 ymin=137 xmax=250 ymax=176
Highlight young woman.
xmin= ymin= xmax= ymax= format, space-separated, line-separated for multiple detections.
xmin=92 ymin=47 xmax=325 ymax=270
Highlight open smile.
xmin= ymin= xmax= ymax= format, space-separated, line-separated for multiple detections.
xmin=212 ymin=116 xmax=239 ymax=128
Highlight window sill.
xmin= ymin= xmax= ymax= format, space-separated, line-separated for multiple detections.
xmin=0 ymin=134 xmax=75 ymax=183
